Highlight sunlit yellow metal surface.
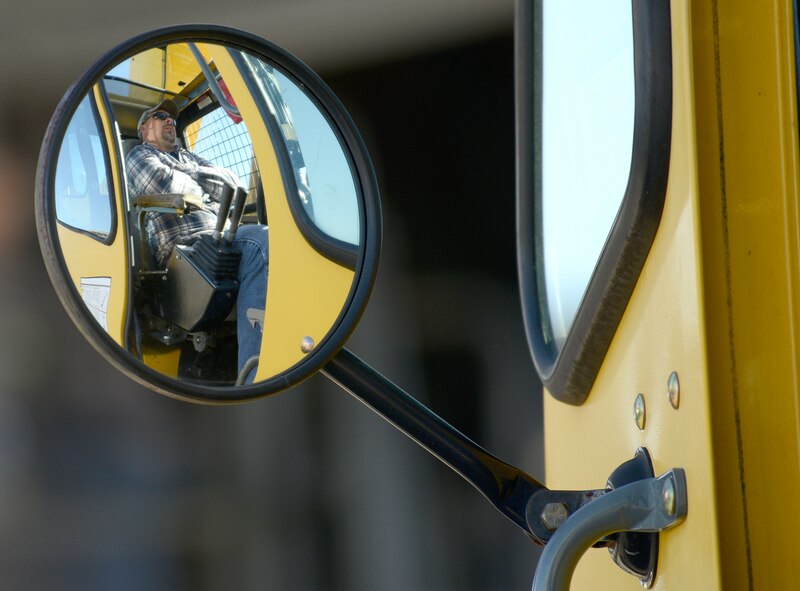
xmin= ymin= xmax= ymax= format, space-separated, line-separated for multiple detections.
xmin=203 ymin=44 xmax=356 ymax=381
xmin=168 ymin=43 xmax=208 ymax=149
xmin=164 ymin=43 xmax=203 ymax=94
xmin=543 ymin=0 xmax=800 ymax=586
xmin=126 ymin=44 xmax=202 ymax=98
xmin=56 ymin=85 xmax=129 ymax=347
xmin=125 ymin=48 xmax=167 ymax=104
xmin=691 ymin=0 xmax=800 ymax=587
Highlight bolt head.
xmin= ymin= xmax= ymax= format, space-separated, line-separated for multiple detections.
xmin=540 ymin=502 xmax=569 ymax=531
xmin=662 ymin=478 xmax=676 ymax=516
xmin=668 ymin=371 xmax=680 ymax=409
xmin=300 ymin=336 xmax=315 ymax=353
xmin=634 ymin=393 xmax=646 ymax=430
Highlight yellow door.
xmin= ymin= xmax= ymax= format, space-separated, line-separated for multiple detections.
xmin=199 ymin=44 xmax=357 ymax=380
xmin=55 ymin=85 xmax=129 ymax=347
xmin=522 ymin=0 xmax=800 ymax=587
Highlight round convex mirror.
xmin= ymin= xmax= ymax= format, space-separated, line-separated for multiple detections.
xmin=36 ymin=25 xmax=381 ymax=403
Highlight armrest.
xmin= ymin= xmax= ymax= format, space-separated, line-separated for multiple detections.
xmin=132 ymin=193 xmax=205 ymax=212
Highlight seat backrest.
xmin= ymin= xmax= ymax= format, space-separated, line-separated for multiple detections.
xmin=118 ymin=138 xmax=150 ymax=270
xmin=121 ymin=138 xmax=142 ymax=161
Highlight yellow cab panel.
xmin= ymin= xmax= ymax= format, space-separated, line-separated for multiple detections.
xmin=520 ymin=0 xmax=800 ymax=587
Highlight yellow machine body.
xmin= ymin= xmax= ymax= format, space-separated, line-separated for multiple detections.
xmin=543 ymin=0 xmax=800 ymax=587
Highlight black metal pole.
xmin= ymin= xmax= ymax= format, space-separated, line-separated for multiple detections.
xmin=322 ymin=348 xmax=546 ymax=539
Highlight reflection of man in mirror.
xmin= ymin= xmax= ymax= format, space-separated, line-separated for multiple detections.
xmin=126 ymin=99 xmax=268 ymax=383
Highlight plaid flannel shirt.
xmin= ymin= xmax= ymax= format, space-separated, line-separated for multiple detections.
xmin=126 ymin=143 xmax=241 ymax=267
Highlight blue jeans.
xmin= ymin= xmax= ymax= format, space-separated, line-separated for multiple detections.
xmin=231 ymin=224 xmax=269 ymax=383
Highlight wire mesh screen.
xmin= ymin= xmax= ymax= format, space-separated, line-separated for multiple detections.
xmin=183 ymin=107 xmax=258 ymax=191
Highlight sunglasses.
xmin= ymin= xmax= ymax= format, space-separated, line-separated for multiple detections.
xmin=150 ymin=111 xmax=173 ymax=121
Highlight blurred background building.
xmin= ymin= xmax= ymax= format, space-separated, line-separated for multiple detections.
xmin=0 ymin=0 xmax=544 ymax=588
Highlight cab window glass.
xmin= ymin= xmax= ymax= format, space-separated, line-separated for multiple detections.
xmin=243 ymin=54 xmax=359 ymax=246
xmin=539 ymin=0 xmax=634 ymax=351
xmin=55 ymin=93 xmax=114 ymax=240
xmin=183 ymin=107 xmax=258 ymax=192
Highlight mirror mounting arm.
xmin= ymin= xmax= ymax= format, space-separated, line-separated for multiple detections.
xmin=324 ymin=348 xmax=557 ymax=543
xmin=322 ymin=350 xmax=688 ymax=563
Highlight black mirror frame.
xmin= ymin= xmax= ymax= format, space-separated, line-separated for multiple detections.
xmin=516 ymin=0 xmax=672 ymax=405
xmin=35 ymin=24 xmax=382 ymax=404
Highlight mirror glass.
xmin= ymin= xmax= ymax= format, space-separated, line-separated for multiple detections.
xmin=539 ymin=0 xmax=634 ymax=352
xmin=43 ymin=37 xmax=369 ymax=393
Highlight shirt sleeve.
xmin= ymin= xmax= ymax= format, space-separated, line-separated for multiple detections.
xmin=181 ymin=150 xmax=244 ymax=199
xmin=127 ymin=146 xmax=206 ymax=198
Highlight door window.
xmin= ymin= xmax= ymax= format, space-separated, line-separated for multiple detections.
xmin=183 ymin=105 xmax=258 ymax=192
xmin=539 ymin=0 xmax=635 ymax=352
xmin=55 ymin=93 xmax=115 ymax=241
xmin=517 ymin=0 xmax=672 ymax=403
xmin=242 ymin=54 xmax=360 ymax=247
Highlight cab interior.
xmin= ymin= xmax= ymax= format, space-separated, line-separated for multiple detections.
xmin=100 ymin=43 xmax=267 ymax=385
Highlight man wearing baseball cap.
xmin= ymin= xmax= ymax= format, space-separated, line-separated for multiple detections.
xmin=126 ymin=98 xmax=268 ymax=383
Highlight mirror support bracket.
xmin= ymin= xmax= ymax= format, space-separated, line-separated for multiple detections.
xmin=532 ymin=468 xmax=687 ymax=591
xmin=322 ymin=350 xmax=688 ymax=563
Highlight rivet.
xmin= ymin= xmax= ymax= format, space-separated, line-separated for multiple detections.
xmin=634 ymin=393 xmax=646 ymax=430
xmin=300 ymin=336 xmax=315 ymax=353
xmin=668 ymin=371 xmax=680 ymax=409
xmin=662 ymin=478 xmax=676 ymax=516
